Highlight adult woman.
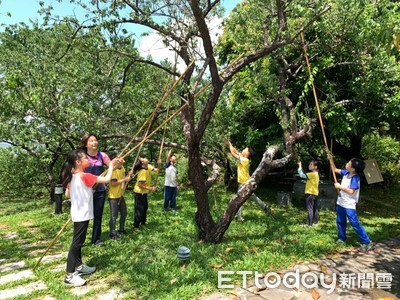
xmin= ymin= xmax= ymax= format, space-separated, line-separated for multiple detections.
xmin=79 ymin=133 xmax=110 ymax=247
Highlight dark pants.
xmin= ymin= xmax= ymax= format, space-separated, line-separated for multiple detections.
xmin=134 ymin=193 xmax=148 ymax=228
xmin=66 ymin=220 xmax=89 ymax=273
xmin=109 ymin=197 xmax=127 ymax=237
xmin=306 ymin=194 xmax=319 ymax=226
xmin=92 ymin=191 xmax=106 ymax=244
xmin=164 ymin=186 xmax=177 ymax=210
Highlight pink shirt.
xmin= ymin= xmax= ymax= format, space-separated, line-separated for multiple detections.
xmin=87 ymin=151 xmax=110 ymax=167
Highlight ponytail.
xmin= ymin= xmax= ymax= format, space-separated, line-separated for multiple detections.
xmin=61 ymin=149 xmax=86 ymax=187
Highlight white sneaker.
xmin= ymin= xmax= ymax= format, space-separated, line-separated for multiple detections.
xmin=65 ymin=272 xmax=86 ymax=287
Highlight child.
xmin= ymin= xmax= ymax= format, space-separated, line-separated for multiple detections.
xmin=108 ymin=154 xmax=132 ymax=240
xmin=133 ymin=158 xmax=158 ymax=231
xmin=297 ymin=160 xmax=320 ymax=227
xmin=333 ymin=158 xmax=372 ymax=251
xmin=226 ymin=141 xmax=270 ymax=222
xmin=164 ymin=150 xmax=179 ymax=213
xmin=61 ymin=149 xmax=118 ymax=286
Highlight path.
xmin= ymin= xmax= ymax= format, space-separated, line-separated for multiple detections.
xmin=0 ymin=231 xmax=125 ymax=299
xmin=202 ymin=236 xmax=400 ymax=300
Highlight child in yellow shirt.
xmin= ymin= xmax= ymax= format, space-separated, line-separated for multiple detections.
xmin=133 ymin=158 xmax=158 ymax=231
xmin=108 ymin=154 xmax=132 ymax=239
xmin=298 ymin=160 xmax=320 ymax=227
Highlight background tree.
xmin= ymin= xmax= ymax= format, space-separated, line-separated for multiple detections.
xmin=2 ymin=0 xmax=398 ymax=244
xmin=217 ymin=0 xmax=400 ymax=181
xmin=0 ymin=21 xmax=170 ymax=199
xmin=41 ymin=0 xmax=329 ymax=243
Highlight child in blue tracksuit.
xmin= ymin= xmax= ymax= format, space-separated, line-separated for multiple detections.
xmin=333 ymin=158 xmax=372 ymax=251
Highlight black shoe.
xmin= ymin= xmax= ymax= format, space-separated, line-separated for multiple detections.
xmin=110 ymin=235 xmax=120 ymax=241
xmin=263 ymin=206 xmax=271 ymax=215
xmin=118 ymin=230 xmax=129 ymax=236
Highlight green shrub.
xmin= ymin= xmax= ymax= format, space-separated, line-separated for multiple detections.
xmin=0 ymin=147 xmax=47 ymax=197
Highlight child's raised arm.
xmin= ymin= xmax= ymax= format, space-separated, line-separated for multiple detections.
xmin=225 ymin=140 xmax=239 ymax=159
xmin=297 ymin=161 xmax=307 ymax=179
xmin=96 ymin=158 xmax=122 ymax=184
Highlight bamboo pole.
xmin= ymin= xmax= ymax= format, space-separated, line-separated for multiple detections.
xmin=120 ymin=103 xmax=188 ymax=160
xmin=154 ymin=96 xmax=172 ymax=185
xmin=301 ymin=32 xmax=337 ymax=183
xmin=33 ymin=218 xmax=72 ymax=271
xmin=118 ymin=61 xmax=194 ymax=158
xmin=194 ymin=54 xmax=244 ymax=98
xmin=120 ymin=78 xmax=175 ymax=195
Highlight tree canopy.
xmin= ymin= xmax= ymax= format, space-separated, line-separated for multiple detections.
xmin=0 ymin=0 xmax=399 ymax=242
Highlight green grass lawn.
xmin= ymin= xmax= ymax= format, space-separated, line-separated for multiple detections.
xmin=0 ymin=183 xmax=399 ymax=299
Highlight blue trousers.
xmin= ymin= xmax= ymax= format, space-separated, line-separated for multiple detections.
xmin=92 ymin=191 xmax=106 ymax=244
xmin=164 ymin=186 xmax=177 ymax=210
xmin=336 ymin=205 xmax=370 ymax=244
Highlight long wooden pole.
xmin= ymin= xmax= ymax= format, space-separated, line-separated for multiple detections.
xmin=118 ymin=61 xmax=194 ymax=158
xmin=120 ymin=103 xmax=188 ymax=160
xmin=154 ymin=103 xmax=170 ymax=185
xmin=301 ymin=32 xmax=337 ymax=183
xmin=194 ymin=54 xmax=244 ymax=98
xmin=33 ymin=218 xmax=72 ymax=271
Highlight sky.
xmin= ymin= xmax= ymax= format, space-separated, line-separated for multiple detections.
xmin=0 ymin=0 xmax=242 ymax=148
xmin=0 ymin=0 xmax=242 ymax=69
xmin=0 ymin=1 xmax=241 ymax=28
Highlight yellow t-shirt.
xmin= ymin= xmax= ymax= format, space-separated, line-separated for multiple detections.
xmin=305 ymin=171 xmax=319 ymax=196
xmin=237 ymin=155 xmax=250 ymax=184
xmin=108 ymin=166 xmax=125 ymax=199
xmin=134 ymin=168 xmax=151 ymax=194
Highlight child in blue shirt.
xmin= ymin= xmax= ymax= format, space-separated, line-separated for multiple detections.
xmin=333 ymin=158 xmax=372 ymax=252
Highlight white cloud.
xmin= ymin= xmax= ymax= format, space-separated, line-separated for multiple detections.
xmin=138 ymin=15 xmax=225 ymax=72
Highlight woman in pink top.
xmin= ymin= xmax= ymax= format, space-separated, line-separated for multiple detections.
xmin=79 ymin=133 xmax=111 ymax=247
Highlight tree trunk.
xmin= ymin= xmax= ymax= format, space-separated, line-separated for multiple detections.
xmin=47 ymin=172 xmax=56 ymax=203
xmin=329 ymin=134 xmax=363 ymax=161
xmin=188 ymin=142 xmax=216 ymax=240
xmin=201 ymin=182 xmax=259 ymax=243
xmin=198 ymin=144 xmax=294 ymax=244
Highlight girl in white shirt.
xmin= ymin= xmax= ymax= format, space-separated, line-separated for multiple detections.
xmin=61 ymin=149 xmax=118 ymax=286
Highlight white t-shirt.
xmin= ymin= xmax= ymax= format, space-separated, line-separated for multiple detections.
xmin=164 ymin=162 xmax=178 ymax=187
xmin=337 ymin=170 xmax=361 ymax=210
xmin=69 ymin=173 xmax=97 ymax=222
